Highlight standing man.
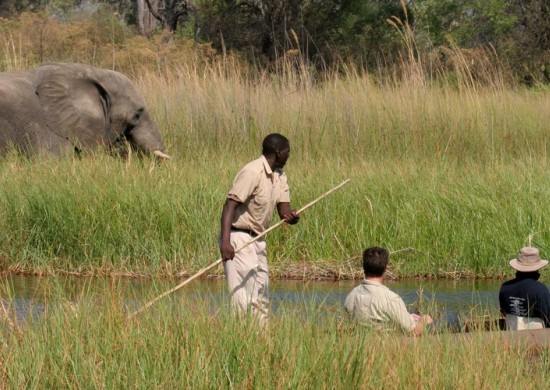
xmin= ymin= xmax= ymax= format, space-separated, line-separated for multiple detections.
xmin=220 ymin=133 xmax=300 ymax=326
xmin=345 ymin=246 xmax=433 ymax=335
xmin=499 ymin=246 xmax=550 ymax=330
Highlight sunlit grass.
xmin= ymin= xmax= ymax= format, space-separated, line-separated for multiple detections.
xmin=1 ymin=152 xmax=550 ymax=280
xmin=0 ymin=281 xmax=548 ymax=388
xmin=1 ymin=69 xmax=550 ymax=279
xmin=0 ymin=6 xmax=548 ymax=279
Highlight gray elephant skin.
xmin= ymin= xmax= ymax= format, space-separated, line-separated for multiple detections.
xmin=0 ymin=62 xmax=169 ymax=158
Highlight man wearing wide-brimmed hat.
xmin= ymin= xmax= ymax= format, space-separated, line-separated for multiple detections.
xmin=499 ymin=247 xmax=550 ymax=330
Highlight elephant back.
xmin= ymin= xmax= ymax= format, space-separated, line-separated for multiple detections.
xmin=0 ymin=70 xmax=72 ymax=155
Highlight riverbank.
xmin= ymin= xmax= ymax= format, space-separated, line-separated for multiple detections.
xmin=0 ymin=259 xmax=501 ymax=281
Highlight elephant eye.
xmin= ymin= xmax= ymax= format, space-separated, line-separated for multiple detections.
xmin=132 ymin=108 xmax=144 ymax=122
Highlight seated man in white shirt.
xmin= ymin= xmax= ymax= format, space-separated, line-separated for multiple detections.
xmin=344 ymin=246 xmax=433 ymax=335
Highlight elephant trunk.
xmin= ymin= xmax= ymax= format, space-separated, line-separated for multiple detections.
xmin=125 ymin=112 xmax=170 ymax=159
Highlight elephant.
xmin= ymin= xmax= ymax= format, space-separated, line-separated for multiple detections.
xmin=0 ymin=62 xmax=170 ymax=159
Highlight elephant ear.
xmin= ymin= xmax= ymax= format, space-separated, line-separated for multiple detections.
xmin=36 ymin=71 xmax=111 ymax=149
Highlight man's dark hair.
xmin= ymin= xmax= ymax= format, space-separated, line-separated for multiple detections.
xmin=262 ymin=133 xmax=289 ymax=155
xmin=362 ymin=246 xmax=389 ymax=277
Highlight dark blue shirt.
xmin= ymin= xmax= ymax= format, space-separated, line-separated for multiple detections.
xmin=499 ymin=272 xmax=550 ymax=327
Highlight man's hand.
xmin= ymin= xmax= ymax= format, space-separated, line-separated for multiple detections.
xmin=411 ymin=314 xmax=434 ymax=336
xmin=283 ymin=211 xmax=300 ymax=224
xmin=411 ymin=314 xmax=433 ymax=325
xmin=220 ymin=240 xmax=235 ymax=262
xmin=421 ymin=315 xmax=434 ymax=325
xmin=278 ymin=202 xmax=299 ymax=224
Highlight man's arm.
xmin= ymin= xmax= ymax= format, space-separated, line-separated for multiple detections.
xmin=277 ymin=202 xmax=300 ymax=224
xmin=220 ymin=199 xmax=240 ymax=261
xmin=387 ymin=297 xmax=433 ymax=336
xmin=535 ymin=287 xmax=550 ymax=327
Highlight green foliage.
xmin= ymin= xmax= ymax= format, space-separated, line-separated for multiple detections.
xmin=412 ymin=0 xmax=516 ymax=47
xmin=103 ymin=0 xmax=137 ymax=26
xmin=410 ymin=0 xmax=550 ymax=83
xmin=0 ymin=71 xmax=549 ymax=278
xmin=0 ymin=283 xmax=548 ymax=387
xmin=194 ymin=0 xmax=408 ymax=70
xmin=505 ymin=0 xmax=550 ymax=83
xmin=1 ymin=0 xmax=550 ymax=83
xmin=0 ymin=0 xmax=80 ymax=18
xmin=326 ymin=0 xmax=406 ymax=62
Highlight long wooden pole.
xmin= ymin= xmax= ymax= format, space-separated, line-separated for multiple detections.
xmin=128 ymin=179 xmax=351 ymax=319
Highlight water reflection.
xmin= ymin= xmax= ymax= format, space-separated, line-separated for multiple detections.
xmin=0 ymin=275 xmax=504 ymax=326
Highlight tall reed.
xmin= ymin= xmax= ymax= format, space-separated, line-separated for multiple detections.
xmin=1 ymin=15 xmax=550 ymax=279
xmin=1 ymin=11 xmax=549 ymax=389
xmin=0 ymin=281 xmax=548 ymax=388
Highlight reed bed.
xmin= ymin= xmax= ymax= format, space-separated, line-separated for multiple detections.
xmin=1 ymin=154 xmax=550 ymax=279
xmin=0 ymin=280 xmax=547 ymax=388
xmin=1 ymin=67 xmax=550 ymax=279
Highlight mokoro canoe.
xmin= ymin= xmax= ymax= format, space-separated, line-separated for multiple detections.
xmin=437 ymin=318 xmax=550 ymax=348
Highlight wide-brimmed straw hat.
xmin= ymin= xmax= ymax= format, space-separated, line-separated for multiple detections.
xmin=509 ymin=247 xmax=548 ymax=272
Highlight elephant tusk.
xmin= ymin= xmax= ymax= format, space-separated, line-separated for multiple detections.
xmin=153 ymin=150 xmax=171 ymax=159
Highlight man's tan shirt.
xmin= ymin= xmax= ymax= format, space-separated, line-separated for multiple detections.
xmin=344 ymin=280 xmax=417 ymax=332
xmin=227 ymin=155 xmax=290 ymax=234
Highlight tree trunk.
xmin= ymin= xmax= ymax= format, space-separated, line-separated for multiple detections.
xmin=138 ymin=0 xmax=159 ymax=35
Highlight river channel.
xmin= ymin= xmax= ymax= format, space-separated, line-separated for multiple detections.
xmin=0 ymin=275 xmax=505 ymax=328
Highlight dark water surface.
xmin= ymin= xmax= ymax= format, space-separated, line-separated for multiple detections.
xmin=0 ymin=275 xmax=504 ymax=326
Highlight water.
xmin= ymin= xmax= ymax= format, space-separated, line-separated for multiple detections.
xmin=0 ymin=275 xmax=504 ymax=327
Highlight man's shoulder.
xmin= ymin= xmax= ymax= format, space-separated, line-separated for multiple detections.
xmin=532 ymin=280 xmax=550 ymax=294
xmin=241 ymin=157 xmax=264 ymax=170
xmin=502 ymin=278 xmax=550 ymax=295
xmin=515 ymin=278 xmax=549 ymax=290
xmin=382 ymin=286 xmax=402 ymax=299
xmin=373 ymin=285 xmax=403 ymax=303
xmin=349 ymin=281 xmax=397 ymax=297
xmin=235 ymin=157 xmax=265 ymax=177
xmin=347 ymin=283 xmax=366 ymax=295
xmin=500 ymin=279 xmax=515 ymax=287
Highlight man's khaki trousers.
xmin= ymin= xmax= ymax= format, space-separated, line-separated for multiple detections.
xmin=222 ymin=231 xmax=269 ymax=325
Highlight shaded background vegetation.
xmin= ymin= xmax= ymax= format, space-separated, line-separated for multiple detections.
xmin=0 ymin=0 xmax=549 ymax=84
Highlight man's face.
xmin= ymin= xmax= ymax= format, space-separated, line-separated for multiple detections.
xmin=275 ymin=145 xmax=290 ymax=169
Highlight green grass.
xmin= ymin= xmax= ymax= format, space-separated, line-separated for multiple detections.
xmin=0 ymin=280 xmax=548 ymax=388
xmin=2 ymin=152 xmax=550 ymax=280
xmin=1 ymin=70 xmax=550 ymax=279
xmin=2 ymin=19 xmax=550 ymax=389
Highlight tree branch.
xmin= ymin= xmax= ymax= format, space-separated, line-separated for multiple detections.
xmin=144 ymin=0 xmax=165 ymax=25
